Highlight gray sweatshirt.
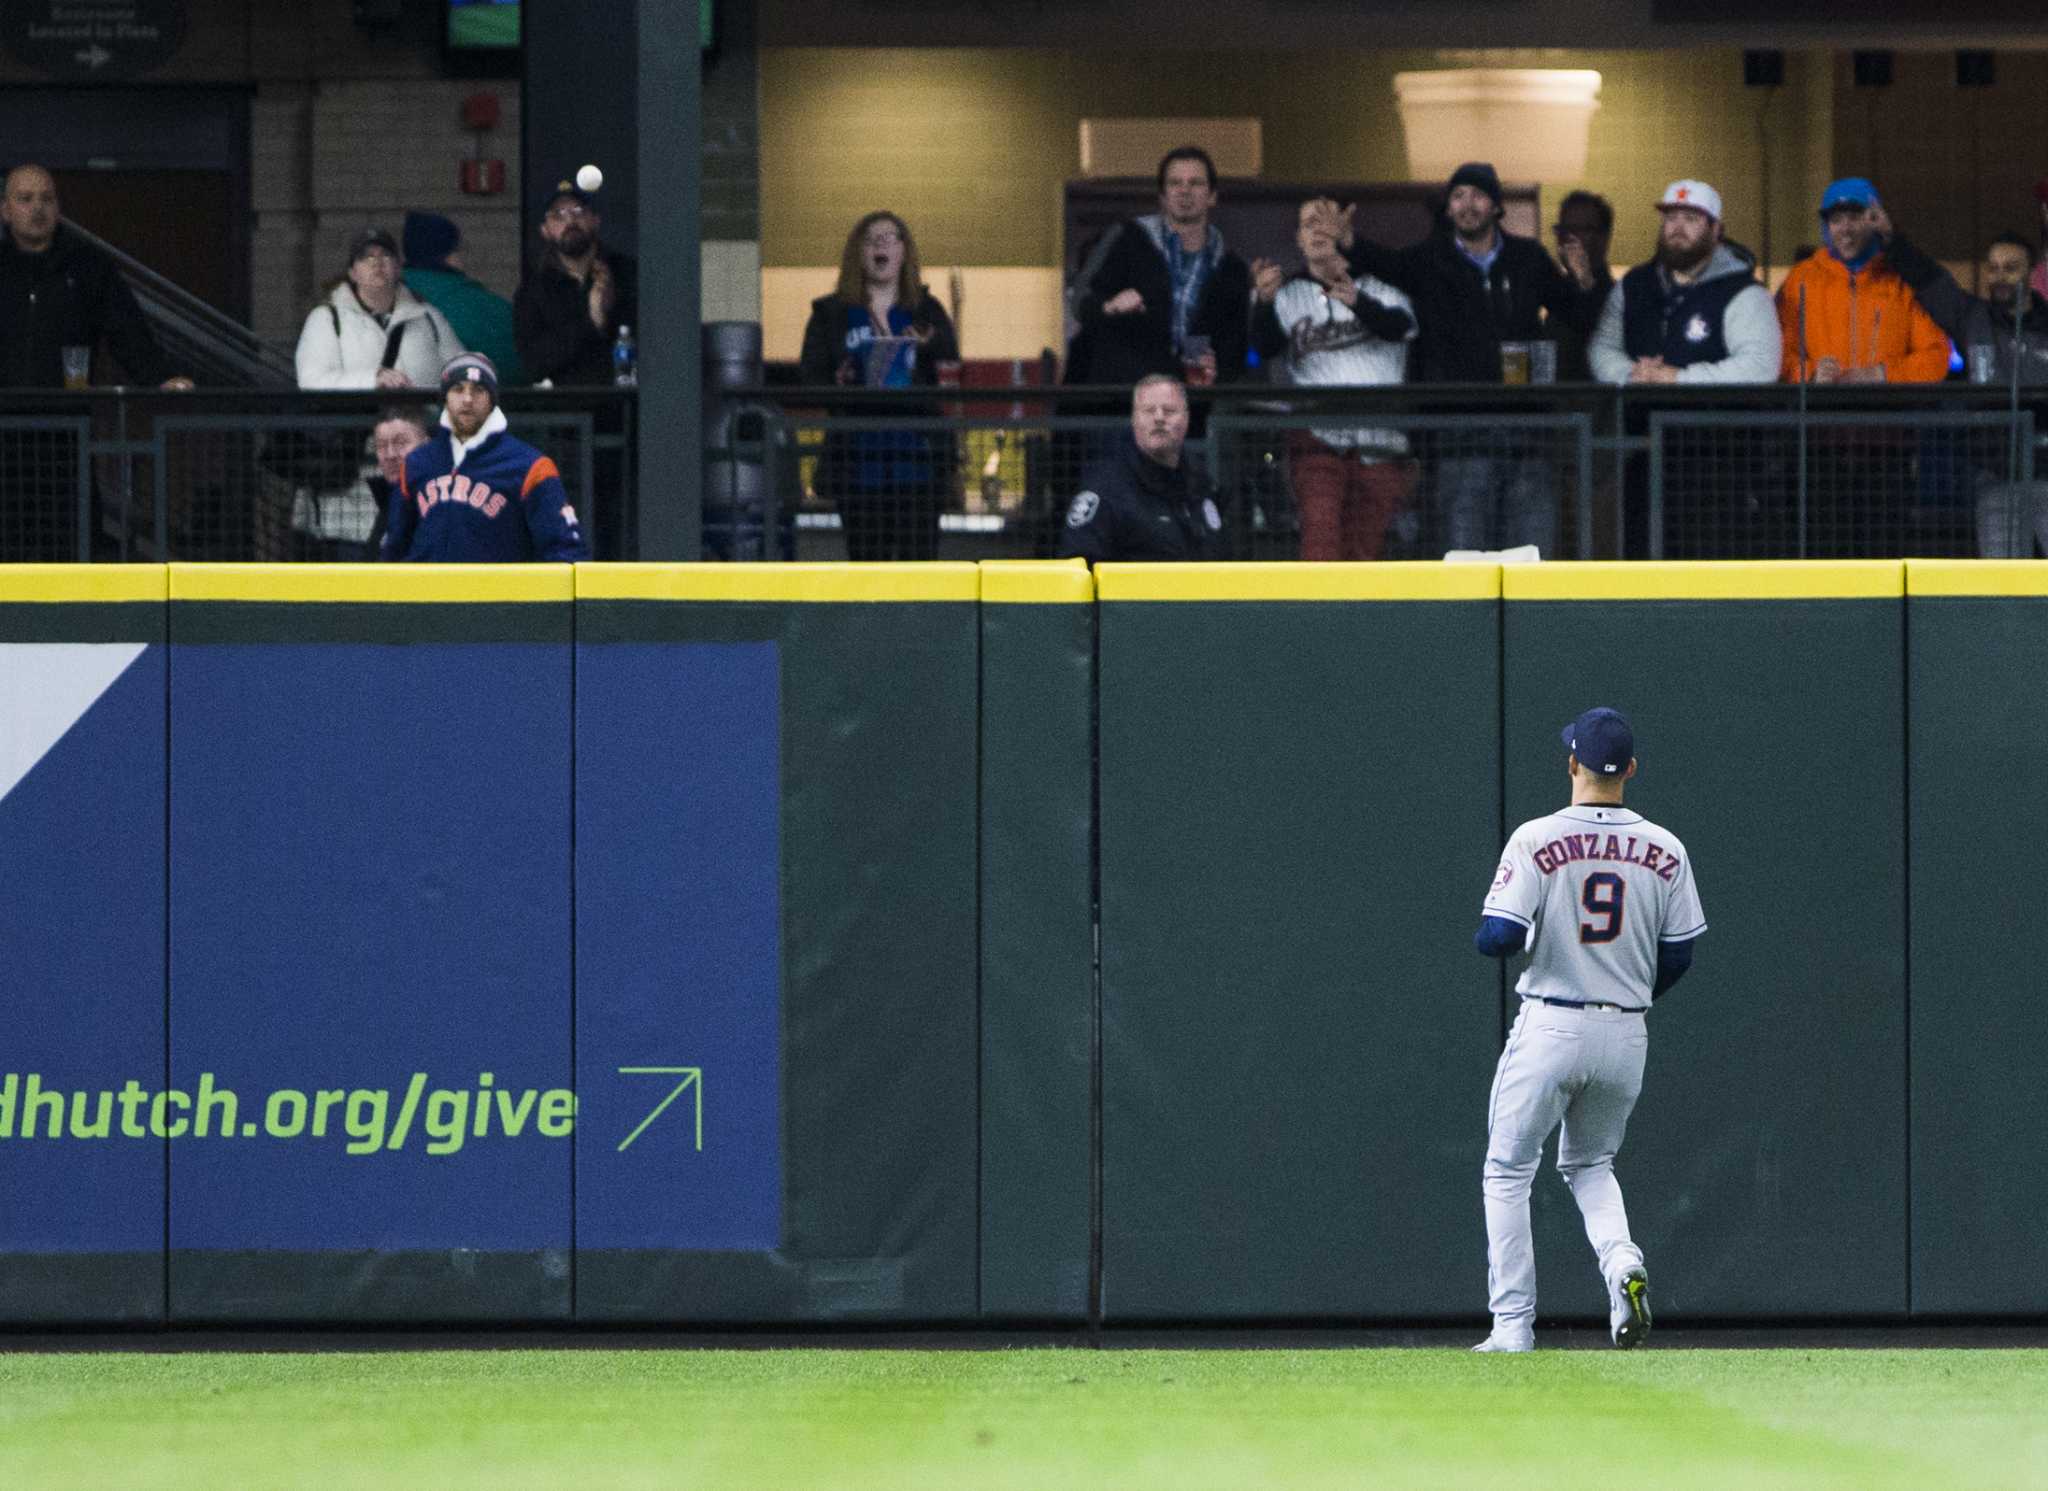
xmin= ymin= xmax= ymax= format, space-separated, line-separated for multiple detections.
xmin=1589 ymin=245 xmax=1782 ymax=385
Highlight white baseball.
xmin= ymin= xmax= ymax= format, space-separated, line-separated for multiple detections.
xmin=576 ymin=164 xmax=603 ymax=194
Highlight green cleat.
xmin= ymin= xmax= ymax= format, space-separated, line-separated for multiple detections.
xmin=1612 ymin=1268 xmax=1652 ymax=1349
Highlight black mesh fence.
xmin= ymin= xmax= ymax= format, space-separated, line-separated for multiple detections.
xmin=0 ymin=416 xmax=93 ymax=563
xmin=6 ymin=387 xmax=2047 ymax=563
xmin=1647 ymin=410 xmax=2036 ymax=560
xmin=1209 ymin=411 xmax=1595 ymax=561
xmin=0 ymin=392 xmax=632 ymax=563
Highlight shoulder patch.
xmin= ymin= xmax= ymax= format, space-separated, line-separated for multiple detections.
xmin=1066 ymin=491 xmax=1101 ymax=528
xmin=1202 ymin=498 xmax=1222 ymax=532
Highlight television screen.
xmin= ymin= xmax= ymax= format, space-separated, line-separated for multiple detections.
xmin=448 ymin=0 xmax=519 ymax=51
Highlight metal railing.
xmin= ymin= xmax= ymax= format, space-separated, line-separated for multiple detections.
xmin=709 ymin=383 xmax=2048 ymax=564
xmin=4 ymin=383 xmax=2043 ymax=564
xmin=0 ymin=389 xmax=635 ymax=563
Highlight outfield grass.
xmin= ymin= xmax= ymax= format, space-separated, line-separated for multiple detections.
xmin=2 ymin=1345 xmax=2045 ymax=1489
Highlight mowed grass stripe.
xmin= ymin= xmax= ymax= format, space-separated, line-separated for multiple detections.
xmin=0 ymin=1348 xmax=2042 ymax=1490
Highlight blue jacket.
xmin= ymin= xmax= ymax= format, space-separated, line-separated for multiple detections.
xmin=385 ymin=414 xmax=588 ymax=562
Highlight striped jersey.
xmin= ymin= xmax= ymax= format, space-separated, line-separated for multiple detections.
xmin=1480 ymin=803 xmax=1706 ymax=1011
xmin=1269 ymin=274 xmax=1413 ymax=456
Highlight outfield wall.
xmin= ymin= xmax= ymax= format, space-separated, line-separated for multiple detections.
xmin=0 ymin=559 xmax=2042 ymax=1326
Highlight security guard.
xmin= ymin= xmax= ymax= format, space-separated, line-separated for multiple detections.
xmin=1057 ymin=375 xmax=1227 ymax=563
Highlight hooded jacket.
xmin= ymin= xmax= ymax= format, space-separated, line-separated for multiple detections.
xmin=384 ymin=405 xmax=589 ymax=562
xmin=294 ymin=280 xmax=463 ymax=391
xmin=1880 ymin=231 xmax=2048 ymax=386
xmin=1774 ymin=238 xmax=1949 ymax=384
xmin=1589 ymin=244 xmax=1782 ymax=384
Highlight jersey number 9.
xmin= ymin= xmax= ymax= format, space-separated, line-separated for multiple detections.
xmin=1579 ymin=872 xmax=1626 ymax=944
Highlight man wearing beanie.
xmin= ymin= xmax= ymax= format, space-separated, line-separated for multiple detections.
xmin=1303 ymin=163 xmax=1605 ymax=555
xmin=381 ymin=353 xmax=588 ymax=562
xmin=401 ymin=211 xmax=527 ymax=385
xmin=1774 ymin=178 xmax=1947 ymax=384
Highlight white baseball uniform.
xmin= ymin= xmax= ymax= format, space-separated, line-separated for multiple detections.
xmin=1477 ymin=802 xmax=1706 ymax=1338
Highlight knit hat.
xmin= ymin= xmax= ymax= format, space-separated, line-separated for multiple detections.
xmin=347 ymin=226 xmax=398 ymax=263
xmin=403 ymin=211 xmax=460 ymax=270
xmin=1447 ymin=161 xmax=1503 ymax=209
xmin=440 ymin=352 xmax=499 ymax=400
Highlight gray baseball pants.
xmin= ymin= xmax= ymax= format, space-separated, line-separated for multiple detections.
xmin=1482 ymin=1000 xmax=1648 ymax=1331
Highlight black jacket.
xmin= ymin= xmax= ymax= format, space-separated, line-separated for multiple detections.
xmin=1884 ymin=230 xmax=2048 ymax=386
xmin=797 ymin=290 xmax=961 ymax=501
xmin=1066 ymin=216 xmax=1253 ymax=387
xmin=0 ymin=225 xmax=172 ymax=388
xmin=513 ymin=248 xmax=639 ymax=386
xmin=1057 ymin=431 xmax=1226 ymax=563
xmin=1342 ymin=224 xmax=1596 ymax=383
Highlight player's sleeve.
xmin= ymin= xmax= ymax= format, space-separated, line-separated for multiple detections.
xmin=519 ymin=457 xmax=589 ymax=562
xmin=1480 ymin=831 xmax=1542 ymax=931
xmin=1659 ymin=844 xmax=1707 ymax=943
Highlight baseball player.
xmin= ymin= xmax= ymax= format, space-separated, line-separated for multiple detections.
xmin=1469 ymin=707 xmax=1705 ymax=1352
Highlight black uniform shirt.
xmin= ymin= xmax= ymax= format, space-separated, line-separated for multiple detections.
xmin=1057 ymin=432 xmax=1227 ymax=563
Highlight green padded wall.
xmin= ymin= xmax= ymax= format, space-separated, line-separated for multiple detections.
xmin=979 ymin=563 xmax=1097 ymax=1321
xmin=1504 ymin=562 xmax=1908 ymax=1322
xmin=1095 ymin=564 xmax=1503 ymax=1321
xmin=1906 ymin=562 xmax=2048 ymax=1315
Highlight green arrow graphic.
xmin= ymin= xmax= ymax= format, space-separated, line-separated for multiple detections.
xmin=616 ymin=1067 xmax=703 ymax=1153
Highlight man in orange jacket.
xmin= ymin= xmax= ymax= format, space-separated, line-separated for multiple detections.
xmin=1776 ymin=178 xmax=1951 ymax=383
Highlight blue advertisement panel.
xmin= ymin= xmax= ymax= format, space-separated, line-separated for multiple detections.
xmin=0 ymin=621 xmax=166 ymax=1322
xmin=574 ymin=642 xmax=783 ymax=1259
xmin=167 ymin=597 xmax=574 ymax=1320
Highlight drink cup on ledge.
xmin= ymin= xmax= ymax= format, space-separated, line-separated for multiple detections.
xmin=61 ymin=345 xmax=90 ymax=390
xmin=1968 ymin=344 xmax=1999 ymax=385
xmin=1529 ymin=341 xmax=1558 ymax=385
xmin=1500 ymin=342 xmax=1532 ymax=386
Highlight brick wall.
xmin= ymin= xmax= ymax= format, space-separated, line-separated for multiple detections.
xmin=251 ymin=79 xmax=523 ymax=347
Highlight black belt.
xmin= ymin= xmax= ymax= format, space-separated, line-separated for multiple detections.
xmin=1531 ymin=996 xmax=1645 ymax=1014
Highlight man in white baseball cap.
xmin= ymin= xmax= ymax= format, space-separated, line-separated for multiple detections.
xmin=1588 ymin=179 xmax=1781 ymax=388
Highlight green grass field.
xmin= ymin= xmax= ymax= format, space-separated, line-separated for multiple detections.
xmin=3 ymin=1345 xmax=2045 ymax=1489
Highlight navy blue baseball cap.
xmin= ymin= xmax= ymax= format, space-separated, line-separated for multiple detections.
xmin=1561 ymin=706 xmax=1634 ymax=774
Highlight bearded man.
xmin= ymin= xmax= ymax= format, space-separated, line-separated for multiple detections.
xmin=1589 ymin=180 xmax=1782 ymax=385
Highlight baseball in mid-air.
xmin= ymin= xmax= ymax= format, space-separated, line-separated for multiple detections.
xmin=576 ymin=164 xmax=604 ymax=193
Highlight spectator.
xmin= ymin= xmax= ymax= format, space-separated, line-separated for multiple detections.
xmin=1879 ymin=218 xmax=2048 ymax=556
xmin=1306 ymin=163 xmax=1604 ymax=556
xmin=1250 ymin=201 xmax=1418 ymax=561
xmin=1066 ymin=147 xmax=1253 ymax=392
xmin=798 ymin=210 xmax=960 ymax=561
xmin=295 ymin=227 xmax=463 ymax=390
xmin=2031 ymin=180 xmax=2048 ymax=304
xmin=366 ymin=405 xmax=432 ymax=560
xmin=0 ymin=163 xmax=192 ymax=390
xmin=1057 ymin=375 xmax=1226 ymax=563
xmin=1880 ymin=219 xmax=2048 ymax=386
xmin=514 ymin=181 xmax=638 ymax=386
xmin=1588 ymin=181 xmax=1781 ymax=385
xmin=401 ymin=211 xmax=527 ymax=385
xmin=382 ymin=353 xmax=589 ymax=562
xmin=1776 ymin=179 xmax=1948 ymax=384
xmin=1552 ymin=190 xmax=1615 ymax=381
